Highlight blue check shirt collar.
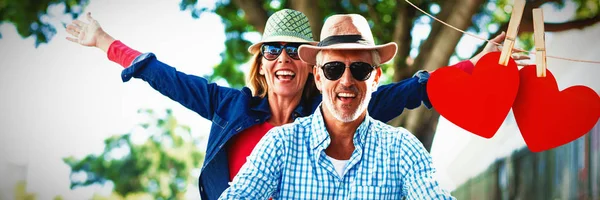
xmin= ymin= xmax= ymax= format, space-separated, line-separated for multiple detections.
xmin=309 ymin=104 xmax=372 ymax=155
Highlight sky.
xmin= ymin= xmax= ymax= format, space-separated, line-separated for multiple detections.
xmin=0 ymin=0 xmax=599 ymax=199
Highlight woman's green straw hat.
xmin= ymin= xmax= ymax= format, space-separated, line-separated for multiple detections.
xmin=247 ymin=9 xmax=318 ymax=54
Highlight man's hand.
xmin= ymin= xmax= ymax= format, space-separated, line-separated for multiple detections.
xmin=469 ymin=32 xmax=530 ymax=66
xmin=66 ymin=12 xmax=115 ymax=52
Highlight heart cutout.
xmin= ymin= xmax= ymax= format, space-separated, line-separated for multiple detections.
xmin=513 ymin=66 xmax=600 ymax=152
xmin=428 ymin=52 xmax=520 ymax=138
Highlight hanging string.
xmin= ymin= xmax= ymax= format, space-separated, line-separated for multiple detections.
xmin=404 ymin=0 xmax=600 ymax=64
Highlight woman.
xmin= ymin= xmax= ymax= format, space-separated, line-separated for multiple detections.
xmin=65 ymin=9 xmax=513 ymax=199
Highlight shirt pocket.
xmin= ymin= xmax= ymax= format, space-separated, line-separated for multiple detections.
xmin=211 ymin=113 xmax=229 ymax=129
xmin=349 ymin=186 xmax=400 ymax=200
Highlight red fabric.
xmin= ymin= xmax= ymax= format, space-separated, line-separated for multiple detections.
xmin=227 ymin=122 xmax=274 ymax=181
xmin=107 ymin=40 xmax=142 ymax=68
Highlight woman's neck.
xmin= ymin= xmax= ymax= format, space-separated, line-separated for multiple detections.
xmin=266 ymin=91 xmax=303 ymax=126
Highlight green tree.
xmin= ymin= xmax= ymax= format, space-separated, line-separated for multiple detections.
xmin=10 ymin=181 xmax=64 ymax=200
xmin=63 ymin=109 xmax=204 ymax=199
xmin=14 ymin=181 xmax=37 ymax=200
xmin=0 ymin=0 xmax=89 ymax=46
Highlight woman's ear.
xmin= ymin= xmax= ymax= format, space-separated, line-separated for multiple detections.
xmin=259 ymin=64 xmax=265 ymax=75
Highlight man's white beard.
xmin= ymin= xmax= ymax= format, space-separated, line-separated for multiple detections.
xmin=323 ymin=90 xmax=372 ymax=123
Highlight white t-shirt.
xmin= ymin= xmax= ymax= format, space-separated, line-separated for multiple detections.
xmin=326 ymin=155 xmax=349 ymax=178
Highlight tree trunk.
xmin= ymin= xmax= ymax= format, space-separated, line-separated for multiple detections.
xmin=391 ymin=1 xmax=416 ymax=82
xmin=389 ymin=0 xmax=483 ymax=152
xmin=290 ymin=0 xmax=324 ymax=41
xmin=232 ymin=0 xmax=268 ymax=33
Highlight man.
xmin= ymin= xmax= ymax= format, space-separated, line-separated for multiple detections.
xmin=219 ymin=14 xmax=454 ymax=199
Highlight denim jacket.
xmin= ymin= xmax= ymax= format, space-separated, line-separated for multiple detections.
xmin=122 ymin=53 xmax=432 ymax=200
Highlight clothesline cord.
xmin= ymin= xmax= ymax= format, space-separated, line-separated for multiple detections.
xmin=404 ymin=0 xmax=600 ymax=64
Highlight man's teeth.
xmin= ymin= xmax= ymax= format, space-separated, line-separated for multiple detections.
xmin=275 ymin=70 xmax=296 ymax=76
xmin=338 ymin=93 xmax=356 ymax=98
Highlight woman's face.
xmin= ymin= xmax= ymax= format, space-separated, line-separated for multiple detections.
xmin=260 ymin=42 xmax=312 ymax=98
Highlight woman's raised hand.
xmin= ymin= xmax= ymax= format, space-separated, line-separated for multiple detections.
xmin=66 ymin=12 xmax=114 ymax=52
xmin=470 ymin=32 xmax=531 ymax=66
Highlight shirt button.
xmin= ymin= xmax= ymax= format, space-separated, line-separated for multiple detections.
xmin=255 ymin=119 xmax=260 ymax=122
xmin=236 ymin=127 xmax=242 ymax=131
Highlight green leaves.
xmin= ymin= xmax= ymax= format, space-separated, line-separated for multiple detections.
xmin=63 ymin=109 xmax=204 ymax=199
xmin=575 ymin=0 xmax=599 ymax=19
xmin=0 ymin=0 xmax=89 ymax=47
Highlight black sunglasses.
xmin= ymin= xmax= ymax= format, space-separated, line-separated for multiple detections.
xmin=260 ymin=43 xmax=303 ymax=61
xmin=320 ymin=61 xmax=376 ymax=81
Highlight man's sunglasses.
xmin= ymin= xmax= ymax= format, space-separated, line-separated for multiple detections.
xmin=260 ymin=43 xmax=303 ymax=60
xmin=320 ymin=61 xmax=376 ymax=81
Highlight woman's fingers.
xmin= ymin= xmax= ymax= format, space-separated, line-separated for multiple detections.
xmin=515 ymin=61 xmax=532 ymax=66
xmin=66 ymin=37 xmax=78 ymax=43
xmin=491 ymin=32 xmax=506 ymax=43
xmin=86 ymin=12 xmax=94 ymax=22
xmin=511 ymin=54 xmax=530 ymax=61
xmin=72 ymin=20 xmax=86 ymax=28
xmin=66 ymin=24 xmax=80 ymax=36
xmin=512 ymin=53 xmax=532 ymax=66
xmin=512 ymin=47 xmax=527 ymax=53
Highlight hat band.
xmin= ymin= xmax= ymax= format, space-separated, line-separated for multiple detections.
xmin=317 ymin=35 xmax=371 ymax=47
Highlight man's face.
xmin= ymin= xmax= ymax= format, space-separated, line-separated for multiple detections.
xmin=314 ymin=50 xmax=381 ymax=123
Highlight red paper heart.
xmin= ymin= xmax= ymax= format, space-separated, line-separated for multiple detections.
xmin=513 ymin=66 xmax=600 ymax=152
xmin=428 ymin=52 xmax=519 ymax=138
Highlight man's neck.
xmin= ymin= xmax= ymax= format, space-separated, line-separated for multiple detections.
xmin=320 ymin=106 xmax=366 ymax=160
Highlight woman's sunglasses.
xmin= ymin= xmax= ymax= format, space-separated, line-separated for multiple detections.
xmin=320 ymin=61 xmax=376 ymax=81
xmin=260 ymin=43 xmax=303 ymax=60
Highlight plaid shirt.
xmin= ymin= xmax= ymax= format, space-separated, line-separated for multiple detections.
xmin=219 ymin=106 xmax=454 ymax=199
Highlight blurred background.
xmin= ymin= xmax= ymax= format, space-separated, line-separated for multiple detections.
xmin=0 ymin=0 xmax=598 ymax=199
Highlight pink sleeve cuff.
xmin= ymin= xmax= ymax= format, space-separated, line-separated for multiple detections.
xmin=107 ymin=40 xmax=142 ymax=68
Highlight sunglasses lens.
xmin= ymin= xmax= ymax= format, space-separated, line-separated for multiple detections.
xmin=285 ymin=45 xmax=300 ymax=60
xmin=261 ymin=43 xmax=303 ymax=60
xmin=322 ymin=62 xmax=346 ymax=80
xmin=350 ymin=62 xmax=374 ymax=81
xmin=262 ymin=44 xmax=281 ymax=60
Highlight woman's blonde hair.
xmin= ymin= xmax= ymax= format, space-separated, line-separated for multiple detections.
xmin=247 ymin=53 xmax=268 ymax=98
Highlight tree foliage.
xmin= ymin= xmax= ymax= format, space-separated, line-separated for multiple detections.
xmin=0 ymin=0 xmax=88 ymax=46
xmin=14 ymin=181 xmax=37 ymax=200
xmin=63 ymin=109 xmax=204 ymax=199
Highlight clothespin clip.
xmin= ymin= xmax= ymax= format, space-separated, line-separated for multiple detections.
xmin=533 ymin=8 xmax=547 ymax=77
xmin=499 ymin=0 xmax=526 ymax=66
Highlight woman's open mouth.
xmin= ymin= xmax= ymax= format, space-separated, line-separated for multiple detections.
xmin=275 ymin=70 xmax=296 ymax=81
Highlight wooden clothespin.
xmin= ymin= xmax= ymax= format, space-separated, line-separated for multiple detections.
xmin=499 ymin=0 xmax=526 ymax=66
xmin=533 ymin=8 xmax=547 ymax=77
